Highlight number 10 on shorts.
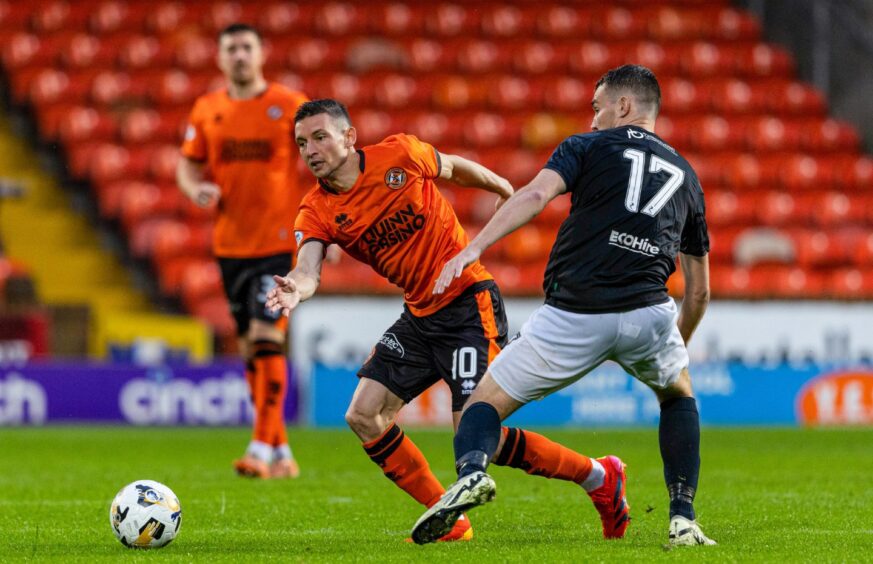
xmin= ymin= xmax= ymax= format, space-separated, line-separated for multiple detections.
xmin=452 ymin=347 xmax=478 ymax=380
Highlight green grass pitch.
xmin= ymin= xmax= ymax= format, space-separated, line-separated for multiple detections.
xmin=1 ymin=427 xmax=871 ymax=562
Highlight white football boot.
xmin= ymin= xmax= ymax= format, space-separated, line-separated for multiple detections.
xmin=411 ymin=471 xmax=496 ymax=545
xmin=669 ymin=515 xmax=717 ymax=546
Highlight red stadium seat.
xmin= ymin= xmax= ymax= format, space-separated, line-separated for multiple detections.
xmin=766 ymin=81 xmax=827 ymax=115
xmin=462 ymin=113 xmax=522 ymax=148
xmin=89 ymin=1 xmax=149 ymax=34
xmin=540 ymin=77 xmax=592 ymax=113
xmin=706 ymin=191 xmax=758 ymax=227
xmin=711 ymin=7 xmax=761 ymax=41
xmin=591 ymin=7 xmax=646 ymax=41
xmin=827 ymin=269 xmax=873 ymax=299
xmin=179 ymin=260 xmax=224 ymax=311
xmin=146 ymin=1 xmax=200 ymax=34
xmin=800 ymin=119 xmax=861 ymax=153
xmin=149 ymin=70 xmax=215 ymax=107
xmin=175 ymin=35 xmax=217 ymax=71
xmin=631 ymin=41 xmax=682 ymax=76
xmin=118 ymin=182 xmax=180 ymax=231
xmin=513 ymin=41 xmax=567 ymax=74
xmin=755 ymin=191 xmax=805 ymax=227
xmin=488 ymin=76 xmax=540 ymax=111
xmin=536 ymin=6 xmax=591 ymax=38
xmin=456 ymin=39 xmax=511 ymax=74
xmin=352 ymin=109 xmax=394 ymax=146
xmin=568 ymin=42 xmax=622 ymax=75
xmin=119 ymin=108 xmax=185 ymax=144
xmin=31 ymin=1 xmax=90 ymax=33
xmin=659 ymin=78 xmax=708 ymax=114
xmin=480 ymin=5 xmax=532 ymax=38
xmin=853 ymin=233 xmax=873 ymax=267
xmin=404 ymin=38 xmax=457 ymax=73
xmin=706 ymin=78 xmax=767 ymax=114
xmin=680 ymin=42 xmax=735 ymax=77
xmin=424 ymin=4 xmax=480 ymax=37
xmin=372 ymin=73 xmax=430 ymax=109
xmin=57 ymin=106 xmax=115 ymax=144
xmin=792 ymin=229 xmax=849 ymax=268
xmin=407 ymin=112 xmax=462 ymax=147
xmin=203 ymin=1 xmax=260 ymax=34
xmin=734 ymin=44 xmax=794 ymax=78
xmin=259 ymin=2 xmax=312 ymax=35
xmin=148 ymin=144 xmax=181 ymax=183
xmin=59 ymin=33 xmax=117 ymax=69
xmin=778 ymin=155 xmax=830 ymax=191
xmin=810 ymin=192 xmax=867 ymax=227
xmin=744 ymin=116 xmax=802 ymax=152
xmin=118 ymin=35 xmax=175 ymax=70
xmin=286 ymin=37 xmax=345 ymax=72
xmin=369 ymin=3 xmax=424 ymax=36
xmin=313 ymin=2 xmax=368 ymax=36
xmin=130 ymin=217 xmax=181 ymax=258
xmin=1 ymin=33 xmax=60 ymax=70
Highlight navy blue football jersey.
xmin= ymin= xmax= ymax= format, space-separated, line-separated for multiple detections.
xmin=542 ymin=125 xmax=709 ymax=314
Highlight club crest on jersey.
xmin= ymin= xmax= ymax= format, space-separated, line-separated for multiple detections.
xmin=267 ymin=105 xmax=283 ymax=120
xmin=384 ymin=167 xmax=407 ymax=190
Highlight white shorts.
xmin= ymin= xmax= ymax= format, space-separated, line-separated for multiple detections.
xmin=489 ymin=301 xmax=689 ymax=403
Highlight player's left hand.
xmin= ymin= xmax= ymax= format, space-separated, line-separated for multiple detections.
xmin=433 ymin=246 xmax=481 ymax=295
xmin=266 ymin=275 xmax=301 ymax=317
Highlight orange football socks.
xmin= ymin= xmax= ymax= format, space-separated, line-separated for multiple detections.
xmin=493 ymin=427 xmax=594 ymax=484
xmin=251 ymin=340 xmax=288 ymax=450
xmin=363 ymin=423 xmax=445 ymax=508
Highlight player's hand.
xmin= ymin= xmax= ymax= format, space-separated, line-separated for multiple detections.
xmin=266 ymin=275 xmax=301 ymax=317
xmin=495 ymin=194 xmax=509 ymax=211
xmin=433 ymin=246 xmax=482 ymax=295
xmin=190 ymin=182 xmax=221 ymax=208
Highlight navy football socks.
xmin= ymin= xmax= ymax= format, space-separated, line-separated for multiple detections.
xmin=453 ymin=402 xmax=502 ymax=478
xmin=659 ymin=396 xmax=701 ymax=520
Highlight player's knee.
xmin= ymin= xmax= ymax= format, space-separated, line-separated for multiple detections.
xmin=344 ymin=405 xmax=378 ymax=436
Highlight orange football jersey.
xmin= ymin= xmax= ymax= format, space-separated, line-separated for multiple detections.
xmin=181 ymin=83 xmax=308 ymax=258
xmin=294 ymin=134 xmax=492 ymax=317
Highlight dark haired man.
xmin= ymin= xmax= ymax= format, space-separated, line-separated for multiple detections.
xmin=268 ymin=99 xmax=625 ymax=543
xmin=412 ymin=65 xmax=716 ymax=547
xmin=177 ymin=23 xmax=308 ymax=479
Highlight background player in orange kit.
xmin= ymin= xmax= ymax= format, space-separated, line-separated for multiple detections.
xmin=268 ymin=99 xmax=626 ymax=542
xmin=176 ymin=23 xmax=308 ymax=479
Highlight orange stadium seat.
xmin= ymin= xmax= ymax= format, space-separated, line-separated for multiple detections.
xmin=259 ymin=2 xmax=314 ymax=35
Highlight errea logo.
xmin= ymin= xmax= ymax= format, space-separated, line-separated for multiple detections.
xmin=609 ymin=230 xmax=660 ymax=257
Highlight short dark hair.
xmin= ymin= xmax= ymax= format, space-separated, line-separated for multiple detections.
xmin=294 ymin=99 xmax=353 ymax=127
xmin=218 ymin=23 xmax=262 ymax=43
xmin=595 ymin=64 xmax=661 ymax=113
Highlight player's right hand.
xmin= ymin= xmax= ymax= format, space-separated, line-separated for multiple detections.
xmin=267 ymin=275 xmax=301 ymax=317
xmin=189 ymin=182 xmax=221 ymax=208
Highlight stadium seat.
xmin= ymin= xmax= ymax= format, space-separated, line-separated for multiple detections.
xmin=536 ymin=6 xmax=591 ymax=38
xmin=792 ymin=229 xmax=849 ymax=268
xmin=801 ymin=118 xmax=861 ymax=153
xmin=734 ymin=44 xmax=794 ymax=78
xmin=540 ymin=76 xmax=592 ymax=113
xmin=369 ymin=2 xmax=424 ymax=36
xmin=313 ymin=2 xmax=368 ymax=36
xmin=146 ymin=1 xmax=200 ymax=34
xmin=456 ymin=39 xmax=511 ymax=74
xmin=827 ymin=268 xmax=873 ymax=299
xmin=57 ymin=106 xmax=115 ymax=144
xmin=512 ymin=41 xmax=567 ymax=74
xmin=424 ymin=4 xmax=480 ymax=37
xmin=480 ymin=4 xmax=531 ymax=38
xmin=89 ymin=1 xmax=150 ymax=34
xmin=258 ymin=2 xmax=312 ymax=35
xmin=30 ymin=1 xmax=91 ymax=33
xmin=706 ymin=191 xmax=758 ymax=227
xmin=178 ymin=260 xmax=223 ymax=311
xmin=568 ymin=41 xmax=622 ymax=75
xmin=118 ymin=35 xmax=175 ymax=70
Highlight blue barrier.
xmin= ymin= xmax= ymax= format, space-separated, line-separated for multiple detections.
xmin=308 ymin=361 xmax=873 ymax=427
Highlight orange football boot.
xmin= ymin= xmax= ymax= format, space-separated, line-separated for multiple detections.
xmin=269 ymin=458 xmax=300 ymax=479
xmin=233 ymin=455 xmax=270 ymax=479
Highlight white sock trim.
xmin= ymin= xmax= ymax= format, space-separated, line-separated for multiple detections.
xmin=580 ymin=459 xmax=606 ymax=492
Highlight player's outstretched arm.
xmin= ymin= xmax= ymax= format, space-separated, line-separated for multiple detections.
xmin=266 ymin=241 xmax=326 ymax=317
xmin=433 ymin=168 xmax=566 ymax=295
xmin=677 ymin=252 xmax=710 ymax=344
xmin=176 ymin=156 xmax=221 ymax=208
xmin=438 ymin=153 xmax=514 ymax=206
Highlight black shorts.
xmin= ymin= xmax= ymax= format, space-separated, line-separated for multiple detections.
xmin=358 ymin=280 xmax=508 ymax=411
xmin=217 ymin=253 xmax=292 ymax=335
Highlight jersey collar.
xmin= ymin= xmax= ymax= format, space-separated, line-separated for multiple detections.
xmin=318 ymin=149 xmax=365 ymax=194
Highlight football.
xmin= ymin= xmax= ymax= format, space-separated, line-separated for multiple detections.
xmin=109 ymin=480 xmax=182 ymax=549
